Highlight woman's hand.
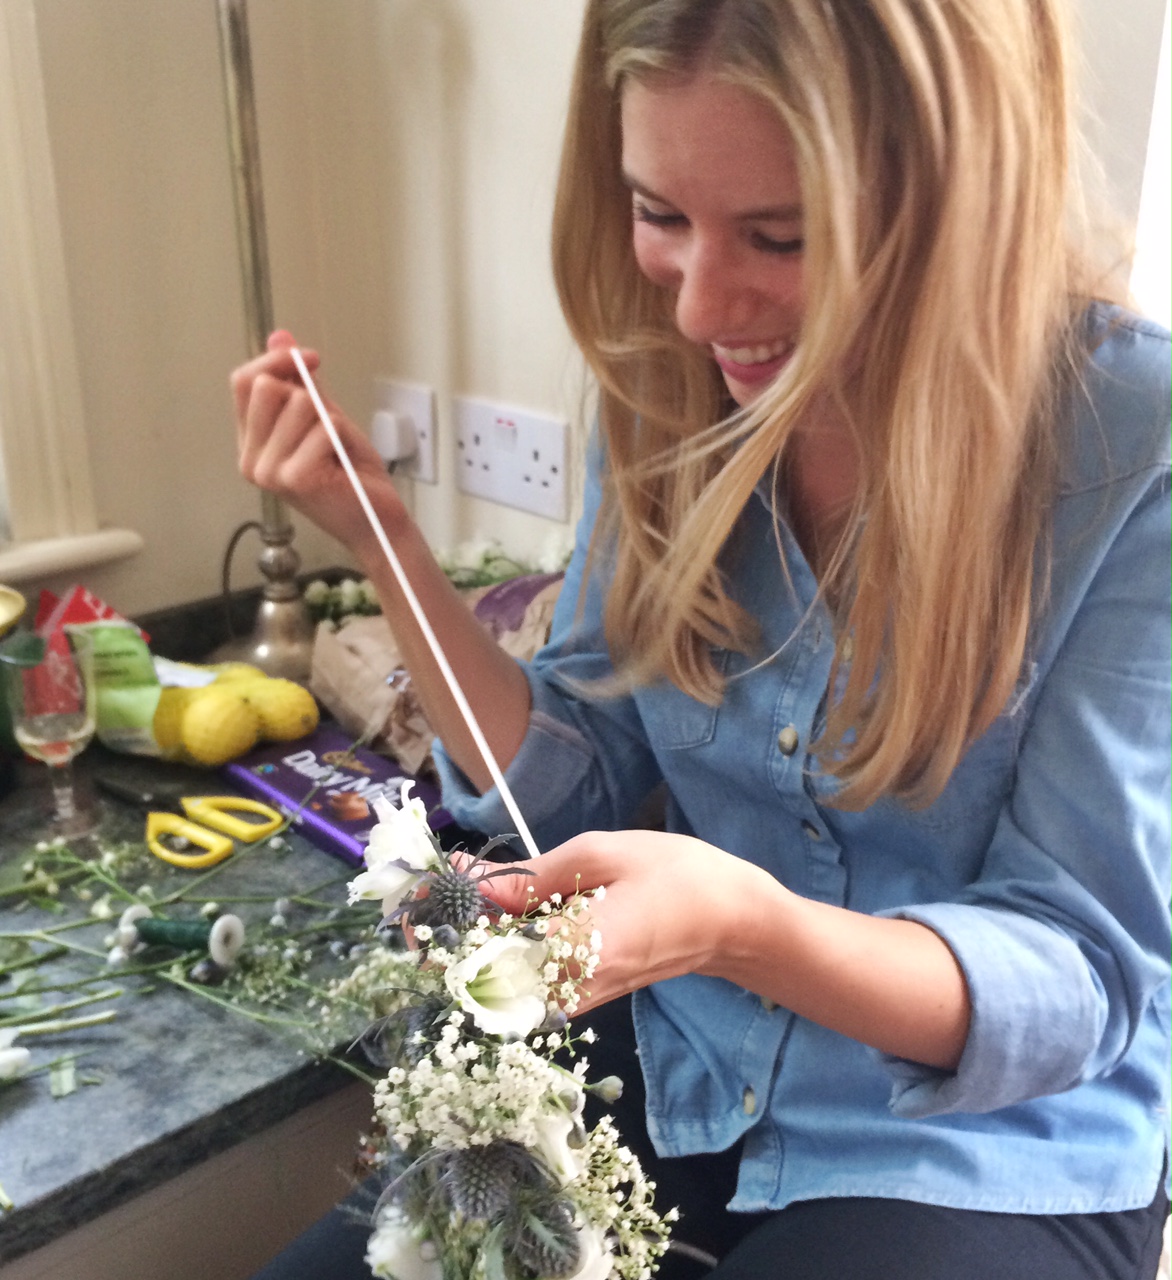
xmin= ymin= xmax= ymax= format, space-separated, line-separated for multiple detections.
xmin=231 ymin=331 xmax=533 ymax=790
xmin=230 ymin=330 xmax=407 ymax=560
xmin=487 ymin=829 xmax=763 ymax=1011
xmin=490 ymin=828 xmax=972 ymax=1070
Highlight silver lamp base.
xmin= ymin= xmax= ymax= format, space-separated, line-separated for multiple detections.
xmin=210 ymin=595 xmax=315 ymax=681
xmin=210 ymin=505 xmax=316 ymax=681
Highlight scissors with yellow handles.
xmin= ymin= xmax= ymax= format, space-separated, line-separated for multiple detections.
xmin=96 ymin=778 xmax=284 ymax=869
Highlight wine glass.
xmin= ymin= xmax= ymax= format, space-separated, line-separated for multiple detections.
xmin=3 ymin=628 xmax=97 ymax=837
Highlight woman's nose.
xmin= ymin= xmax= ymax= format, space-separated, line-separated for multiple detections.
xmin=672 ymin=240 xmax=755 ymax=345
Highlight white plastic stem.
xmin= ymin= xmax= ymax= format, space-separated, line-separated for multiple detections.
xmin=289 ymin=348 xmax=540 ymax=860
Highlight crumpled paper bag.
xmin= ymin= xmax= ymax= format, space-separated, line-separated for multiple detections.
xmin=310 ymin=573 xmax=564 ymax=775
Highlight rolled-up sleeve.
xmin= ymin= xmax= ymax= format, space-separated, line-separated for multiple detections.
xmin=878 ymin=463 xmax=1171 ymax=1117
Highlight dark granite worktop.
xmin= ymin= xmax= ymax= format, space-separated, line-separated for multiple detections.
xmin=0 ymin=744 xmax=370 ymax=1266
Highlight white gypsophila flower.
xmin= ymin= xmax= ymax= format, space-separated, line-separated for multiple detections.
xmin=444 ymin=934 xmax=548 ymax=1039
xmin=374 ymin=1038 xmax=570 ymax=1154
xmin=0 ymin=1030 xmax=30 ymax=1081
xmin=365 ymin=1208 xmax=442 ymax=1280
xmin=533 ymin=1080 xmax=587 ymax=1184
xmin=347 ymin=782 xmax=440 ymax=915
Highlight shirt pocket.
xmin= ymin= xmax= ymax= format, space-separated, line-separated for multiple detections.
xmin=635 ymin=649 xmax=731 ymax=750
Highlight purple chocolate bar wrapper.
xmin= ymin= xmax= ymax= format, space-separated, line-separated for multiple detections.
xmin=221 ymin=725 xmax=451 ymax=867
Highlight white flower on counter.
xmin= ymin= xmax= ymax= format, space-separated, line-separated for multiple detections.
xmin=444 ymin=934 xmax=548 ymax=1039
xmin=348 ymin=782 xmax=441 ymax=916
xmin=365 ymin=1207 xmax=443 ymax=1280
xmin=0 ymin=1030 xmax=30 ymax=1082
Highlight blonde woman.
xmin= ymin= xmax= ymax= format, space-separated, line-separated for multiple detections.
xmin=235 ymin=1 xmax=1169 ymax=1276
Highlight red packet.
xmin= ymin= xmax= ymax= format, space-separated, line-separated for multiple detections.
xmin=34 ymin=586 xmax=148 ymax=641
xmin=29 ymin=586 xmax=143 ymax=719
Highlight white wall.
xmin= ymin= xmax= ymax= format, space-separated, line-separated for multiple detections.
xmin=1072 ymin=0 xmax=1168 ymax=231
xmin=28 ymin=0 xmax=586 ymax=619
xmin=18 ymin=0 xmax=1167 ymax=622
xmin=1130 ymin=1 xmax=1171 ymax=327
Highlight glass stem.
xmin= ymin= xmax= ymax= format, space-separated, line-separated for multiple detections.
xmin=50 ymin=762 xmax=77 ymax=822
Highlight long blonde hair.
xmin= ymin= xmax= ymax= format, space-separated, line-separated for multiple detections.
xmin=552 ymin=0 xmax=1091 ymax=809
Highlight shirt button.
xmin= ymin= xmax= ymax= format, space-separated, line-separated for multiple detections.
xmin=801 ymin=819 xmax=822 ymax=840
xmin=761 ymin=996 xmax=777 ymax=1013
xmin=742 ymin=1086 xmax=757 ymax=1116
xmin=777 ymin=725 xmax=799 ymax=756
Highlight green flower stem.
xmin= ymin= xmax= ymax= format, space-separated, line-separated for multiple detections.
xmin=0 ymin=1047 xmax=97 ymax=1089
xmin=176 ymin=894 xmax=281 ymax=906
xmin=302 ymin=873 xmax=355 ymax=895
xmin=2 ymin=972 xmax=114 ymax=999
xmin=323 ymin=1052 xmax=378 ymax=1086
xmin=14 ymin=916 xmax=109 ymax=936
xmin=25 ymin=932 xmax=107 ymax=963
xmin=8 ymin=1009 xmax=117 ymax=1036
xmin=0 ymin=867 xmax=89 ymax=902
xmin=281 ymin=919 xmax=374 ymax=944
xmin=163 ymin=973 xmax=318 ymax=1030
xmin=0 ymin=945 xmax=67 ymax=978
xmin=156 ymin=843 xmax=265 ymax=907
xmin=0 ymin=988 xmax=123 ymax=1029
xmin=37 ymin=853 xmax=138 ymax=905
xmin=5 ymin=956 xmax=177 ymax=998
xmin=256 ymin=971 xmax=324 ymax=997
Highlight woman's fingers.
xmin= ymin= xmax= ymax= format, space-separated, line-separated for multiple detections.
xmin=238 ymin=374 xmax=315 ymax=486
xmin=230 ymin=331 xmax=319 ymax=427
xmin=485 ymin=840 xmax=614 ymax=915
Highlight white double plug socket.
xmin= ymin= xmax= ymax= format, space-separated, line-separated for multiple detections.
xmin=452 ymin=395 xmax=569 ymax=521
xmin=372 ymin=378 xmax=437 ymax=484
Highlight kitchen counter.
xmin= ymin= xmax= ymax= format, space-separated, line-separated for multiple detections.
xmin=0 ymin=744 xmax=378 ymax=1277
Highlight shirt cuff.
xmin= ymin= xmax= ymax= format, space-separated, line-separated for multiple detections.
xmin=874 ymin=903 xmax=1105 ymax=1118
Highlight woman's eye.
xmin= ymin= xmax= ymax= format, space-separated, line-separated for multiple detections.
xmin=752 ymin=231 xmax=804 ymax=256
xmin=633 ymin=201 xmax=687 ymax=229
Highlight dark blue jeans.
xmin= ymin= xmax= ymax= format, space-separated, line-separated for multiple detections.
xmin=253 ymin=996 xmax=1169 ymax=1279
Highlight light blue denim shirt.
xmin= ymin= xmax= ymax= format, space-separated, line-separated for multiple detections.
xmin=436 ymin=304 xmax=1171 ymax=1215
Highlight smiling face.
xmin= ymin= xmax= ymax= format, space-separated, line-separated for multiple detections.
xmin=621 ymin=72 xmax=806 ymax=408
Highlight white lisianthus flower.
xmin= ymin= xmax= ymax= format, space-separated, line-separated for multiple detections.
xmin=365 ymin=1208 xmax=442 ymax=1280
xmin=534 ymin=1081 xmax=587 ymax=1184
xmin=0 ymin=1030 xmax=30 ymax=1081
xmin=348 ymin=782 xmax=440 ymax=915
xmin=444 ymin=934 xmax=548 ymax=1038
xmin=564 ymin=1223 xmax=614 ymax=1280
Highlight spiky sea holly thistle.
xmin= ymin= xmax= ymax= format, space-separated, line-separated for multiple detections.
xmin=346 ymin=781 xmax=534 ymax=936
xmin=395 ymin=834 xmax=535 ymax=934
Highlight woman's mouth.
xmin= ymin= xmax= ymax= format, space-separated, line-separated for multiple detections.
xmin=711 ymin=340 xmax=793 ymax=385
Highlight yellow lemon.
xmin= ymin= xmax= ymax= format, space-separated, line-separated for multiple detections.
xmin=238 ymin=678 xmax=320 ymax=742
xmin=211 ymin=662 xmax=267 ymax=683
xmin=153 ymin=686 xmax=193 ymax=757
xmin=180 ymin=686 xmax=261 ymax=766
